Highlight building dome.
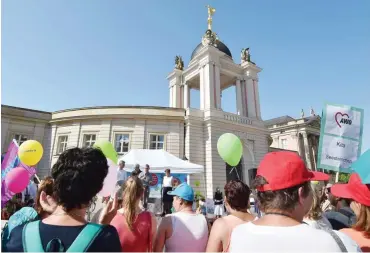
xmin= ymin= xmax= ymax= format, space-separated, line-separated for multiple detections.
xmin=190 ymin=40 xmax=233 ymax=60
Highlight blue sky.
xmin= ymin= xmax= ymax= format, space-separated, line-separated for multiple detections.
xmin=2 ymin=0 xmax=369 ymax=152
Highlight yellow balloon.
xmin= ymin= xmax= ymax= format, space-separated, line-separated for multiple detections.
xmin=18 ymin=140 xmax=43 ymax=166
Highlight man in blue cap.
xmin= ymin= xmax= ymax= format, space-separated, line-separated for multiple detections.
xmin=153 ymin=183 xmax=209 ymax=252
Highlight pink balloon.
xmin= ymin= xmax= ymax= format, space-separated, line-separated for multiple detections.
xmin=5 ymin=167 xmax=30 ymax=193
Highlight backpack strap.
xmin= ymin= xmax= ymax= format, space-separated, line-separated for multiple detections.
xmin=22 ymin=221 xmax=44 ymax=252
xmin=2 ymin=222 xmax=9 ymax=252
xmin=324 ymin=229 xmax=347 ymax=252
xmin=67 ymin=223 xmax=104 ymax=252
xmin=303 ymin=221 xmax=347 ymax=252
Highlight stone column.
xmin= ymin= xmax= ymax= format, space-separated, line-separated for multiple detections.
xmin=184 ymin=83 xmax=190 ymax=108
xmin=199 ymin=62 xmax=220 ymax=110
xmin=241 ymin=80 xmax=248 ymax=117
xmin=173 ymin=84 xmax=181 ymax=108
xmin=311 ymin=135 xmax=319 ymax=171
xmin=214 ymin=65 xmax=221 ymax=109
xmin=253 ymin=79 xmax=261 ymax=119
xmin=302 ymin=132 xmax=313 ymax=170
xmin=169 ymin=86 xmax=173 ymax=107
xmin=311 ymin=145 xmax=317 ymax=171
xmin=236 ymin=79 xmax=243 ymax=115
xmin=246 ymin=79 xmax=257 ymax=118
xmin=167 ymin=69 xmax=182 ymax=108
xmin=297 ymin=134 xmax=304 ymax=157
xmin=199 ymin=66 xmax=205 ymax=110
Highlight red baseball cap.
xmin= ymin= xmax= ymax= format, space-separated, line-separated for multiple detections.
xmin=331 ymin=173 xmax=370 ymax=207
xmin=256 ymin=151 xmax=329 ymax=192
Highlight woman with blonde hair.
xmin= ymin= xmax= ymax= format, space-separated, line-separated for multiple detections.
xmin=331 ymin=173 xmax=370 ymax=252
xmin=102 ymin=176 xmax=157 ymax=252
xmin=303 ymin=183 xmax=332 ymax=230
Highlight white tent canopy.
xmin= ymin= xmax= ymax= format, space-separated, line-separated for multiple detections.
xmin=120 ymin=149 xmax=204 ymax=174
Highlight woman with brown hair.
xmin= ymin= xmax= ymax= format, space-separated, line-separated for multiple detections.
xmin=331 ymin=173 xmax=370 ymax=252
xmin=206 ymin=180 xmax=255 ymax=252
xmin=101 ymin=176 xmax=157 ymax=252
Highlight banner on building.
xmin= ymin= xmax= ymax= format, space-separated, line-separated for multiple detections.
xmin=317 ymin=103 xmax=364 ymax=173
xmin=127 ymin=172 xmax=188 ymax=198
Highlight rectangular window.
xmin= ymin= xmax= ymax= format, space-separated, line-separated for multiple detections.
xmin=114 ymin=133 xmax=130 ymax=154
xmin=13 ymin=134 xmax=28 ymax=145
xmin=83 ymin=134 xmax=96 ymax=148
xmin=281 ymin=139 xmax=288 ymax=150
xmin=149 ymin=134 xmax=165 ymax=150
xmin=57 ymin=135 xmax=68 ymax=154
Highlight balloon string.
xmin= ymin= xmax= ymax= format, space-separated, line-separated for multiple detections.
xmin=229 ymin=167 xmax=241 ymax=180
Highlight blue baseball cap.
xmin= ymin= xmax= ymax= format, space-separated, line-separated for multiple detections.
xmin=168 ymin=183 xmax=194 ymax=201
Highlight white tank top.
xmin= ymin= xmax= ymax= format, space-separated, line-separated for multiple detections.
xmin=165 ymin=212 xmax=209 ymax=252
xmin=163 ymin=176 xmax=173 ymax=187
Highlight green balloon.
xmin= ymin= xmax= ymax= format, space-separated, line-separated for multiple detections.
xmin=217 ymin=133 xmax=243 ymax=166
xmin=93 ymin=140 xmax=118 ymax=164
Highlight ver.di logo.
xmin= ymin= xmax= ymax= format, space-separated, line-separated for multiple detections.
xmin=335 ymin=112 xmax=352 ymax=128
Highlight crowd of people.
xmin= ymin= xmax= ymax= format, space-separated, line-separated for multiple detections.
xmin=1 ymin=148 xmax=369 ymax=252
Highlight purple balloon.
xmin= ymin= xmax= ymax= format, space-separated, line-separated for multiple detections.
xmin=5 ymin=167 xmax=30 ymax=193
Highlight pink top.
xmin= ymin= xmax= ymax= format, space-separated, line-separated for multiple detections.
xmin=110 ymin=211 xmax=152 ymax=252
xmin=340 ymin=228 xmax=370 ymax=252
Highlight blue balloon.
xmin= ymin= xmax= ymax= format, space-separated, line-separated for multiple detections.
xmin=351 ymin=149 xmax=370 ymax=184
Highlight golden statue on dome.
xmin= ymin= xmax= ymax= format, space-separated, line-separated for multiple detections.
xmin=202 ymin=5 xmax=217 ymax=47
xmin=206 ymin=5 xmax=216 ymax=30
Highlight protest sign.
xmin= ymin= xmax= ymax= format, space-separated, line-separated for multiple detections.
xmin=1 ymin=140 xmax=36 ymax=208
xmin=317 ymin=103 xmax=364 ymax=173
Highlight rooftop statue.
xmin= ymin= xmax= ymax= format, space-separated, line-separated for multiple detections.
xmin=202 ymin=29 xmax=217 ymax=47
xmin=241 ymin=48 xmax=251 ymax=63
xmin=310 ymin=108 xmax=315 ymax=116
xmin=174 ymin=56 xmax=184 ymax=71
xmin=206 ymin=5 xmax=216 ymax=30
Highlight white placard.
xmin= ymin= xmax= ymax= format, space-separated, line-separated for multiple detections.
xmin=320 ymin=135 xmax=359 ymax=170
xmin=318 ymin=103 xmax=364 ymax=172
xmin=323 ymin=104 xmax=362 ymax=140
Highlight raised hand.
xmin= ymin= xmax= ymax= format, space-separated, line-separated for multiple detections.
xmin=98 ymin=191 xmax=119 ymax=225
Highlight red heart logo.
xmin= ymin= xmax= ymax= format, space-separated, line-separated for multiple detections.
xmin=335 ymin=112 xmax=349 ymax=128
xmin=150 ymin=173 xmax=158 ymax=186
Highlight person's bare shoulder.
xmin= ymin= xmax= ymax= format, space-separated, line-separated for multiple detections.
xmin=211 ymin=217 xmax=228 ymax=235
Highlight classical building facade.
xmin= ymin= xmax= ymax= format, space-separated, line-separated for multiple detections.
xmin=265 ymin=110 xmax=321 ymax=171
xmin=1 ymin=105 xmax=52 ymax=177
xmin=1 ymin=7 xmax=271 ymax=198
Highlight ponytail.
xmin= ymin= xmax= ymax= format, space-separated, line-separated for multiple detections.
xmin=122 ymin=176 xmax=144 ymax=230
